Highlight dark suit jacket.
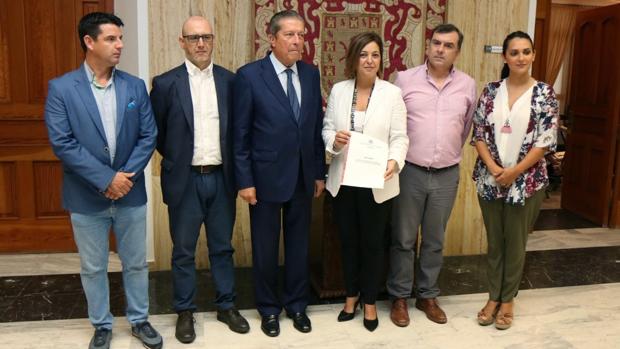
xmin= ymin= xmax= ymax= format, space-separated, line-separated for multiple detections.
xmin=150 ymin=63 xmax=235 ymax=207
xmin=232 ymin=55 xmax=326 ymax=203
xmin=45 ymin=65 xmax=157 ymax=214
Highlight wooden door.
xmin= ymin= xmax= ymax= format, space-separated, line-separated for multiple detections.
xmin=532 ymin=0 xmax=551 ymax=82
xmin=0 ymin=0 xmax=113 ymax=252
xmin=561 ymin=4 xmax=620 ymax=226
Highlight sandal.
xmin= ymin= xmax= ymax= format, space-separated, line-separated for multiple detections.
xmin=495 ymin=311 xmax=513 ymax=330
xmin=477 ymin=301 xmax=499 ymax=326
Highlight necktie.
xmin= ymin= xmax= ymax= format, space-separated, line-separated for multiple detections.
xmin=285 ymin=68 xmax=300 ymax=121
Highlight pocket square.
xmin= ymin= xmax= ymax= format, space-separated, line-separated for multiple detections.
xmin=127 ymin=100 xmax=136 ymax=110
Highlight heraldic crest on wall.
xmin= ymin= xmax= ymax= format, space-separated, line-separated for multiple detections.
xmin=254 ymin=0 xmax=447 ymax=97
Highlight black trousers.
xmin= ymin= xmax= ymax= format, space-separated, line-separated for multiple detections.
xmin=333 ymin=186 xmax=390 ymax=304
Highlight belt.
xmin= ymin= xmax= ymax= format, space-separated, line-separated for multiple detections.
xmin=191 ymin=164 xmax=222 ymax=174
xmin=406 ymin=161 xmax=458 ymax=173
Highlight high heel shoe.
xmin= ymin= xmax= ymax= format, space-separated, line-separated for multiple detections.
xmin=477 ymin=301 xmax=500 ymax=326
xmin=337 ymin=300 xmax=360 ymax=322
xmin=362 ymin=302 xmax=378 ymax=332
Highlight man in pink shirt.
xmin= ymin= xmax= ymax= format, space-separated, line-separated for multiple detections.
xmin=387 ymin=24 xmax=477 ymax=327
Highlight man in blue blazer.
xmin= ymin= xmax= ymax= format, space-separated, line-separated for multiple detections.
xmin=44 ymin=13 xmax=161 ymax=349
xmin=150 ymin=16 xmax=249 ymax=343
xmin=233 ymin=10 xmax=326 ymax=337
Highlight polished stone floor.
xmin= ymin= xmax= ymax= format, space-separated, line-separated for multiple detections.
xmin=1 ymin=205 xmax=620 ymax=348
xmin=1 ymin=283 xmax=619 ymax=348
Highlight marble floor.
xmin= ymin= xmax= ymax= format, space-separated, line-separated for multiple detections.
xmin=2 ymin=205 xmax=620 ymax=348
xmin=1 ymin=283 xmax=619 ymax=349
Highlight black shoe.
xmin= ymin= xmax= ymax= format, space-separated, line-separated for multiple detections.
xmin=131 ymin=321 xmax=163 ymax=349
xmin=287 ymin=312 xmax=312 ymax=333
xmin=261 ymin=314 xmax=280 ymax=337
xmin=89 ymin=328 xmax=112 ymax=349
xmin=175 ymin=310 xmax=196 ymax=344
xmin=362 ymin=303 xmax=378 ymax=332
xmin=337 ymin=301 xmax=360 ymax=322
xmin=217 ymin=308 xmax=250 ymax=334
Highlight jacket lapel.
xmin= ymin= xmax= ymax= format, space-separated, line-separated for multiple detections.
xmin=363 ymin=79 xmax=385 ymax=129
xmin=213 ymin=66 xmax=227 ymax=143
xmin=259 ymin=56 xmax=295 ymax=122
xmin=114 ymin=73 xmax=127 ymax=137
xmin=175 ymin=66 xmax=194 ymax=133
xmin=298 ymin=63 xmax=312 ymax=125
xmin=74 ymin=69 xmax=107 ymax=142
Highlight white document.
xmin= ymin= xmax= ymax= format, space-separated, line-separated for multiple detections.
xmin=341 ymin=131 xmax=388 ymax=189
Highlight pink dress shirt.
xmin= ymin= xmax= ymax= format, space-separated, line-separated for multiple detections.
xmin=394 ymin=64 xmax=477 ymax=169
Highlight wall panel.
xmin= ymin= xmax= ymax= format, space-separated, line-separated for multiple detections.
xmin=148 ymin=0 xmax=531 ymax=269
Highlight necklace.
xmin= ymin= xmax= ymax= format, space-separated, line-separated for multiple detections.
xmin=350 ymin=80 xmax=375 ymax=132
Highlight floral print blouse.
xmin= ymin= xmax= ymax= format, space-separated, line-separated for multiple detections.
xmin=471 ymin=80 xmax=559 ymax=205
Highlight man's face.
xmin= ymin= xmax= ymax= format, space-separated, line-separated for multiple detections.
xmin=179 ymin=17 xmax=214 ymax=69
xmin=85 ymin=24 xmax=123 ymax=67
xmin=269 ymin=18 xmax=305 ymax=67
xmin=426 ymin=31 xmax=460 ymax=71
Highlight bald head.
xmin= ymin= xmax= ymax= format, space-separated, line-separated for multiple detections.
xmin=181 ymin=16 xmax=212 ymax=36
xmin=179 ymin=16 xmax=214 ymax=70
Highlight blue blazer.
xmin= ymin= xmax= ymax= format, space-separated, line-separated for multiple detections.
xmin=150 ymin=64 xmax=235 ymax=207
xmin=45 ymin=65 xmax=157 ymax=214
xmin=233 ymin=55 xmax=326 ymax=202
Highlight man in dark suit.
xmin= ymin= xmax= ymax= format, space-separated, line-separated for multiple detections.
xmin=44 ymin=12 xmax=161 ymax=349
xmin=150 ymin=16 xmax=249 ymax=343
xmin=233 ymin=9 xmax=326 ymax=337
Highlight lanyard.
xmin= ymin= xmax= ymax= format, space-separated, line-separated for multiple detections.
xmin=350 ymin=80 xmax=375 ymax=132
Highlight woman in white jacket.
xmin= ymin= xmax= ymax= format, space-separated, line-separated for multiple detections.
xmin=322 ymin=32 xmax=408 ymax=332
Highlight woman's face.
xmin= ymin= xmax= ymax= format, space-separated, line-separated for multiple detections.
xmin=503 ymin=38 xmax=535 ymax=77
xmin=356 ymin=41 xmax=381 ymax=80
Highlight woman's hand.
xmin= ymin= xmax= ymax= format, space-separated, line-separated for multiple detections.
xmin=489 ymin=164 xmax=504 ymax=178
xmin=384 ymin=159 xmax=397 ymax=181
xmin=333 ymin=130 xmax=351 ymax=152
xmin=495 ymin=167 xmax=520 ymax=187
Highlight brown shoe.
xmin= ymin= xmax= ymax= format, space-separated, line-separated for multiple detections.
xmin=415 ymin=298 xmax=447 ymax=324
xmin=390 ymin=298 xmax=410 ymax=327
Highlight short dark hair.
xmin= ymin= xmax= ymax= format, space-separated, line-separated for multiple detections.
xmin=431 ymin=23 xmax=464 ymax=49
xmin=78 ymin=12 xmax=124 ymax=52
xmin=344 ymin=32 xmax=384 ymax=79
xmin=268 ymin=10 xmax=304 ymax=36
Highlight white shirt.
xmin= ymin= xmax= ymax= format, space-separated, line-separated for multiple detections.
xmin=269 ymin=53 xmax=301 ymax=105
xmin=492 ymin=80 xmax=534 ymax=169
xmin=352 ymin=110 xmax=366 ymax=132
xmin=185 ymin=59 xmax=221 ymax=166
xmin=84 ymin=62 xmax=117 ymax=163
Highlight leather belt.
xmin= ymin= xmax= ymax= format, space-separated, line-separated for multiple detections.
xmin=406 ymin=161 xmax=458 ymax=173
xmin=191 ymin=165 xmax=221 ymax=174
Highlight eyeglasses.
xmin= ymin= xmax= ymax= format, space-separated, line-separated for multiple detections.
xmin=183 ymin=34 xmax=214 ymax=44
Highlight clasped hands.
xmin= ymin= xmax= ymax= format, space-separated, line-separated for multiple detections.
xmin=104 ymin=172 xmax=135 ymax=200
xmin=489 ymin=165 xmax=519 ymax=188
xmin=333 ymin=130 xmax=397 ymax=181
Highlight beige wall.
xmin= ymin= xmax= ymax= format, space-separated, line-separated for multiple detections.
xmin=148 ymin=0 xmax=530 ymax=270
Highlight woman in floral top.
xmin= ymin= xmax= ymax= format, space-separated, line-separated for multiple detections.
xmin=471 ymin=31 xmax=558 ymax=330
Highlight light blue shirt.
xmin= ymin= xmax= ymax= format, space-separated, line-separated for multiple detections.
xmin=84 ymin=62 xmax=117 ymax=163
xmin=269 ymin=53 xmax=301 ymax=105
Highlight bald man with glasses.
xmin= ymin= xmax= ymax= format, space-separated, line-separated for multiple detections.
xmin=150 ymin=16 xmax=249 ymax=343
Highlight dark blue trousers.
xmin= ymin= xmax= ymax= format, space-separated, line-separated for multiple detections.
xmin=168 ymin=169 xmax=236 ymax=312
xmin=249 ymin=176 xmax=312 ymax=316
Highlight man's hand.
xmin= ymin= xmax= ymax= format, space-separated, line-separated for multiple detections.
xmin=314 ymin=180 xmax=325 ymax=198
xmin=239 ymin=187 xmax=258 ymax=205
xmin=105 ymin=172 xmax=135 ymax=200
xmin=384 ymin=159 xmax=398 ymax=181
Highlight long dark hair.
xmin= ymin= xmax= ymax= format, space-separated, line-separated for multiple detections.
xmin=500 ymin=31 xmax=534 ymax=79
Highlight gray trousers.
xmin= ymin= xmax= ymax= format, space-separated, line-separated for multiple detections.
xmin=387 ymin=163 xmax=460 ymax=299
